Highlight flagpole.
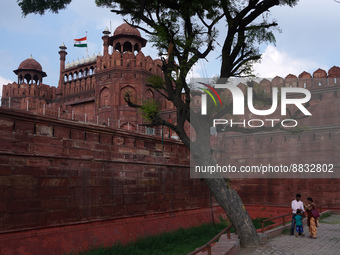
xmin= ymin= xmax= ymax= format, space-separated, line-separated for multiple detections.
xmin=86 ymin=31 xmax=88 ymax=56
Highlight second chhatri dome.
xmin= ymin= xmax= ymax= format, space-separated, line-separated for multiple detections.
xmin=113 ymin=23 xmax=141 ymax=37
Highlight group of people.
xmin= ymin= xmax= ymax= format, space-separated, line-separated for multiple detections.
xmin=290 ymin=193 xmax=319 ymax=239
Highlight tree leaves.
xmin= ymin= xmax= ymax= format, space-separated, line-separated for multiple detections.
xmin=17 ymin=0 xmax=72 ymax=16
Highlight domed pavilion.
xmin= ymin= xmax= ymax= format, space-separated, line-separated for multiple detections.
xmin=13 ymin=55 xmax=47 ymax=85
xmin=109 ymin=23 xmax=147 ymax=53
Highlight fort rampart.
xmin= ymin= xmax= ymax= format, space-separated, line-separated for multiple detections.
xmin=0 ymin=107 xmax=213 ymax=233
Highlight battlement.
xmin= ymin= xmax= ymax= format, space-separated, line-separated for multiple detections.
xmin=259 ymin=66 xmax=340 ymax=93
xmin=2 ymin=82 xmax=56 ymax=101
xmin=96 ymin=51 xmax=163 ymax=76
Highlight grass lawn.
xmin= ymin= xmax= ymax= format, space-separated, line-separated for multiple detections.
xmin=70 ymin=217 xmax=273 ymax=255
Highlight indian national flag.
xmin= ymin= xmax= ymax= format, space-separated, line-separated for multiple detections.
xmin=74 ymin=36 xmax=87 ymax=48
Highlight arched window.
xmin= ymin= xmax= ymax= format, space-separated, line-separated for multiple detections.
xmin=24 ymin=73 xmax=31 ymax=84
xmin=120 ymin=85 xmax=136 ymax=105
xmin=89 ymin=66 xmax=95 ymax=75
xmin=114 ymin=42 xmax=121 ymax=53
xmin=145 ymin=89 xmax=154 ymax=100
xmin=123 ymin=41 xmax=132 ymax=52
xmin=134 ymin=43 xmax=140 ymax=54
xmin=100 ymin=87 xmax=111 ymax=107
xmin=18 ymin=74 xmax=23 ymax=84
xmin=33 ymin=75 xmax=39 ymax=84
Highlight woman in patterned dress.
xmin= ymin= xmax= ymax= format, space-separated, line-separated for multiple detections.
xmin=305 ymin=197 xmax=317 ymax=239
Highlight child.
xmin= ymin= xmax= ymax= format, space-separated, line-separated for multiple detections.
xmin=295 ymin=209 xmax=304 ymax=237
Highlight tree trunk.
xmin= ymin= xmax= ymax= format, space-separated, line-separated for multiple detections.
xmin=204 ymin=178 xmax=260 ymax=247
xmin=189 ymin=123 xmax=260 ymax=247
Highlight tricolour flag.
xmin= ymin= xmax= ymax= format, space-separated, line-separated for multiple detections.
xmin=74 ymin=36 xmax=87 ymax=48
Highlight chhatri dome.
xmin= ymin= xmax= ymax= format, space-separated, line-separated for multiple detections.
xmin=16 ymin=55 xmax=44 ymax=73
xmin=113 ymin=23 xmax=141 ymax=37
xmin=13 ymin=55 xmax=47 ymax=85
xmin=109 ymin=23 xmax=147 ymax=53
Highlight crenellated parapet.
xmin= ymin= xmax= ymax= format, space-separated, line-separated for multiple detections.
xmin=257 ymin=66 xmax=340 ymax=92
xmin=214 ymin=66 xmax=340 ymax=96
xmin=2 ymin=82 xmax=55 ymax=101
xmin=95 ymin=48 xmax=162 ymax=76
xmin=1 ymin=81 xmax=56 ymax=111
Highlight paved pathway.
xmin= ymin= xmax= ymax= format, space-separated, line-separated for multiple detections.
xmin=240 ymin=214 xmax=340 ymax=255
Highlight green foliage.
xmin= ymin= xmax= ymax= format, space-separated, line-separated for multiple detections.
xmin=139 ymin=98 xmax=160 ymax=123
xmin=253 ymin=217 xmax=275 ymax=229
xmin=146 ymin=75 xmax=165 ymax=90
xmin=320 ymin=212 xmax=332 ymax=220
xmin=320 ymin=213 xmax=340 ymax=224
xmin=75 ymin=221 xmax=229 ymax=255
xmin=69 ymin=217 xmax=274 ymax=255
xmin=288 ymin=126 xmax=310 ymax=134
xmin=17 ymin=0 xmax=72 ymax=16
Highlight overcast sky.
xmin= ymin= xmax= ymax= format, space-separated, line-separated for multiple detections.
xmin=1 ymin=0 xmax=340 ymax=97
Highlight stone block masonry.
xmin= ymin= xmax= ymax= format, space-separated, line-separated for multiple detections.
xmin=0 ymin=108 xmax=212 ymax=232
xmin=1 ymin=106 xmax=339 ymax=234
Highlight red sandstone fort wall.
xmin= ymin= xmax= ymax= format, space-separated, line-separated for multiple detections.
xmin=0 ymin=108 xmax=211 ymax=232
xmin=2 ymin=68 xmax=340 ymax=233
xmin=1 ymin=107 xmax=340 ymax=234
